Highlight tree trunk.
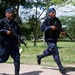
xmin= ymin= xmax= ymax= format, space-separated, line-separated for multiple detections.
xmin=33 ymin=3 xmax=38 ymax=46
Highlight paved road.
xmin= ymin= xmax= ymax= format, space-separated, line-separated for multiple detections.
xmin=0 ymin=63 xmax=75 ymax=75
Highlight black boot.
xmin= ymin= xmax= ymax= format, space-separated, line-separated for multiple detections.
xmin=59 ymin=65 xmax=66 ymax=74
xmin=37 ymin=54 xmax=45 ymax=65
xmin=15 ymin=68 xmax=19 ymax=75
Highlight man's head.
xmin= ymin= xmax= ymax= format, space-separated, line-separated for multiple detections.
xmin=5 ymin=8 xmax=14 ymax=20
xmin=48 ymin=8 xmax=56 ymax=18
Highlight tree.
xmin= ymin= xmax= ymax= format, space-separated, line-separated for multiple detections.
xmin=0 ymin=0 xmax=27 ymax=23
xmin=19 ymin=0 xmax=46 ymax=46
xmin=19 ymin=0 xmax=70 ymax=46
xmin=59 ymin=16 xmax=75 ymax=38
xmin=1 ymin=0 xmax=75 ymax=46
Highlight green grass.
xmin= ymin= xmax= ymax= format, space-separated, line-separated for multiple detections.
xmin=7 ymin=41 xmax=75 ymax=67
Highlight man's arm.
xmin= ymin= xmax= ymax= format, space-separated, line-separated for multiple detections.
xmin=40 ymin=19 xmax=52 ymax=32
xmin=54 ymin=19 xmax=74 ymax=42
xmin=0 ymin=19 xmax=8 ymax=34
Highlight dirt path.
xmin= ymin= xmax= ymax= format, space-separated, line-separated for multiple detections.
xmin=0 ymin=63 xmax=75 ymax=75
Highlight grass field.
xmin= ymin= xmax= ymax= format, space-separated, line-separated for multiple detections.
xmin=7 ymin=40 xmax=75 ymax=67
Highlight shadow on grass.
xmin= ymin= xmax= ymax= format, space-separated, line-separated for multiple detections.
xmin=0 ymin=71 xmax=43 ymax=75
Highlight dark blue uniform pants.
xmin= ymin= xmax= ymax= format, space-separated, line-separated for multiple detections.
xmin=0 ymin=43 xmax=20 ymax=69
xmin=43 ymin=41 xmax=62 ymax=66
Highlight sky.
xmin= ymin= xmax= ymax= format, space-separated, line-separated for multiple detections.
xmin=54 ymin=4 xmax=75 ymax=17
xmin=19 ymin=4 xmax=75 ymax=22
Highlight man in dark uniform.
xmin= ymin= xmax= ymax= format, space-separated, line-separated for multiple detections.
xmin=0 ymin=8 xmax=21 ymax=75
xmin=37 ymin=8 xmax=66 ymax=74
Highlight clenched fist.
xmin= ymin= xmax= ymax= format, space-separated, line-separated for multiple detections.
xmin=51 ymin=26 xmax=57 ymax=30
xmin=6 ymin=30 xmax=12 ymax=35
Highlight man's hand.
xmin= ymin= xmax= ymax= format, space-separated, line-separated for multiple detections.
xmin=6 ymin=30 xmax=12 ymax=35
xmin=51 ymin=26 xmax=57 ymax=30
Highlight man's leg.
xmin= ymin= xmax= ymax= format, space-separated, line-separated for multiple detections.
xmin=0 ymin=54 xmax=9 ymax=63
xmin=0 ymin=47 xmax=9 ymax=63
xmin=14 ymin=53 xmax=20 ymax=75
xmin=53 ymin=50 xmax=66 ymax=74
xmin=37 ymin=41 xmax=53 ymax=65
xmin=11 ymin=46 xmax=20 ymax=75
xmin=0 ymin=57 xmax=8 ymax=63
xmin=37 ymin=53 xmax=45 ymax=65
xmin=37 ymin=48 xmax=50 ymax=65
xmin=14 ymin=54 xmax=20 ymax=75
xmin=15 ymin=66 xmax=20 ymax=75
xmin=0 ymin=58 xmax=4 ymax=63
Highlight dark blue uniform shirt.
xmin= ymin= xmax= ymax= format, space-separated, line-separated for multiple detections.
xmin=0 ymin=18 xmax=21 ymax=46
xmin=41 ymin=16 xmax=62 ymax=42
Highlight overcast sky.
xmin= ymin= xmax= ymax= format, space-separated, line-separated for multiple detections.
xmin=54 ymin=4 xmax=75 ymax=17
xmin=19 ymin=4 xmax=75 ymax=22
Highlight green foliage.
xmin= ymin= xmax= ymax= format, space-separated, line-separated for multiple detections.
xmin=59 ymin=16 xmax=75 ymax=38
xmin=65 ymin=0 xmax=75 ymax=5
xmin=2 ymin=0 xmax=19 ymax=5
xmin=20 ymin=23 xmax=32 ymax=40
xmin=50 ymin=0 xmax=65 ymax=5
xmin=0 ymin=1 xmax=9 ymax=18
xmin=20 ymin=15 xmax=43 ymax=41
